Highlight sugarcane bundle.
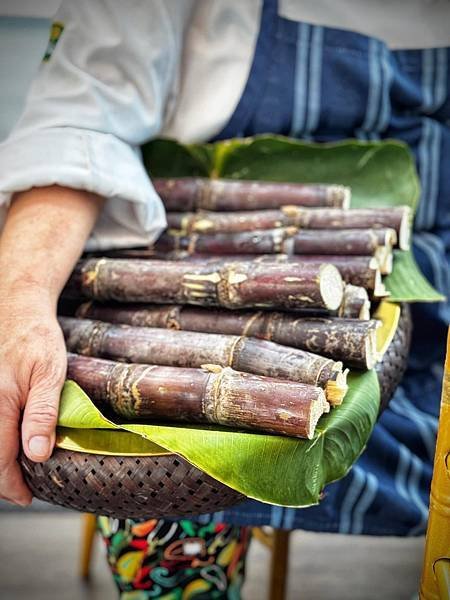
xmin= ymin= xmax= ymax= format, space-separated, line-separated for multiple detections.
xmin=153 ymin=177 xmax=351 ymax=211
xmin=166 ymin=205 xmax=411 ymax=250
xmin=66 ymin=353 xmax=330 ymax=439
xmin=60 ymin=316 xmax=348 ymax=405
xmin=68 ymin=257 xmax=344 ymax=311
xmin=61 ymin=174 xmax=412 ymax=442
xmin=77 ymin=302 xmax=380 ymax=369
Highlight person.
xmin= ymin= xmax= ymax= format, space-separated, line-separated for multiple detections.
xmin=0 ymin=1 xmax=449 ymax=597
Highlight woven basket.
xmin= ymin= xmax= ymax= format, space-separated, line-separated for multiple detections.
xmin=20 ymin=305 xmax=412 ymax=519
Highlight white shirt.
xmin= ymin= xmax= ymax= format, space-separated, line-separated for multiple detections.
xmin=0 ymin=0 xmax=449 ymax=250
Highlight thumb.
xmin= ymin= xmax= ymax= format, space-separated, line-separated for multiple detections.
xmin=22 ymin=378 xmax=64 ymax=462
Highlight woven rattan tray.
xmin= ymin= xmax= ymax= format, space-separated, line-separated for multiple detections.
xmin=20 ymin=305 xmax=411 ymax=519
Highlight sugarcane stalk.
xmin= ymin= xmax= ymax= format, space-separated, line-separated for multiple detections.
xmin=153 ymin=228 xmax=388 ymax=257
xmin=70 ymin=258 xmax=344 ymax=311
xmin=60 ymin=316 xmax=347 ymax=404
xmin=153 ymin=228 xmax=296 ymax=255
xmin=95 ymin=247 xmax=385 ymax=281
xmin=104 ymin=251 xmax=382 ymax=297
xmin=339 ymin=284 xmax=372 ymax=319
xmin=166 ymin=209 xmax=294 ymax=233
xmin=248 ymin=254 xmax=383 ymax=293
xmin=166 ymin=206 xmax=409 ymax=250
xmin=284 ymin=205 xmax=411 ymax=250
xmin=292 ymin=229 xmax=387 ymax=256
xmin=66 ymin=353 xmax=329 ymax=439
xmin=77 ymin=302 xmax=380 ymax=369
xmin=153 ymin=177 xmax=351 ymax=211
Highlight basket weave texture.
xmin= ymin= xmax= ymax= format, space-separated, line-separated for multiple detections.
xmin=20 ymin=305 xmax=412 ymax=519
xmin=20 ymin=451 xmax=244 ymax=519
xmin=376 ymin=304 xmax=412 ymax=413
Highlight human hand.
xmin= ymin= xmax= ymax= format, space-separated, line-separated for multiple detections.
xmin=0 ymin=185 xmax=104 ymax=506
xmin=0 ymin=290 xmax=67 ymax=505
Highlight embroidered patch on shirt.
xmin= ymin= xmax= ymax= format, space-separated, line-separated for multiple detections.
xmin=42 ymin=21 xmax=64 ymax=62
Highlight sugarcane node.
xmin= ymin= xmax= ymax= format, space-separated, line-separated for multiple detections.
xmin=281 ymin=205 xmax=303 ymax=219
xmin=166 ymin=306 xmax=182 ymax=329
xmin=326 ymin=185 xmax=352 ymax=209
xmin=200 ymin=363 xmax=224 ymax=374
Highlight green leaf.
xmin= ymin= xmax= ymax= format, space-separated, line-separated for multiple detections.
xmin=142 ymin=135 xmax=420 ymax=210
xmin=384 ymin=250 xmax=445 ymax=302
xmin=141 ymin=135 xmax=442 ymax=302
xmin=57 ymin=372 xmax=379 ymax=507
xmin=142 ymin=139 xmax=212 ymax=177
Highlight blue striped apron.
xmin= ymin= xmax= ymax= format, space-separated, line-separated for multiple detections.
xmin=192 ymin=0 xmax=450 ymax=536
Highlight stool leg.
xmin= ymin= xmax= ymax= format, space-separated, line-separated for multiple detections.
xmin=420 ymin=331 xmax=450 ymax=599
xmin=80 ymin=513 xmax=97 ymax=580
xmin=435 ymin=559 xmax=450 ymax=600
xmin=269 ymin=529 xmax=290 ymax=600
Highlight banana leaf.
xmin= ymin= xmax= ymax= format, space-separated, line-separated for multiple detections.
xmin=56 ymin=370 xmax=379 ymax=507
xmin=142 ymin=135 xmax=444 ymax=302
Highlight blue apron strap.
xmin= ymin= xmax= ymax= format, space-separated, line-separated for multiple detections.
xmin=213 ymin=0 xmax=279 ymax=141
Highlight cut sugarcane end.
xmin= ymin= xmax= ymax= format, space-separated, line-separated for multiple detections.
xmin=374 ymin=300 xmax=401 ymax=358
xmin=384 ymin=228 xmax=398 ymax=247
xmin=369 ymin=256 xmax=381 ymax=270
xmin=364 ymin=331 xmax=378 ymax=371
xmin=327 ymin=185 xmax=351 ymax=209
xmin=306 ymin=389 xmax=330 ymax=439
xmin=399 ymin=206 xmax=412 ymax=250
xmin=340 ymin=284 xmax=371 ymax=319
xmin=373 ymin=270 xmax=390 ymax=298
xmin=381 ymin=252 xmax=393 ymax=276
xmin=359 ymin=299 xmax=372 ymax=320
xmin=325 ymin=369 xmax=349 ymax=406
xmin=365 ymin=330 xmax=379 ymax=369
xmin=319 ymin=263 xmax=344 ymax=311
xmin=374 ymin=246 xmax=394 ymax=275
xmin=281 ymin=205 xmax=302 ymax=218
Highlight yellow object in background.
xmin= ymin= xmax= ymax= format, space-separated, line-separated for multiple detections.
xmin=420 ymin=330 xmax=450 ymax=600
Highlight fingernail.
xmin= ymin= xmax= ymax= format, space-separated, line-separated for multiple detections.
xmin=28 ymin=436 xmax=50 ymax=458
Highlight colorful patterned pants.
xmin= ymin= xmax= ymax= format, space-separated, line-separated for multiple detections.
xmin=98 ymin=517 xmax=251 ymax=599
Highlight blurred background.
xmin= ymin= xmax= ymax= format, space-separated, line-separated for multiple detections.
xmin=0 ymin=1 xmax=425 ymax=598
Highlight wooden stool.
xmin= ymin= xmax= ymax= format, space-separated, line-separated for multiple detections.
xmin=420 ymin=330 xmax=450 ymax=600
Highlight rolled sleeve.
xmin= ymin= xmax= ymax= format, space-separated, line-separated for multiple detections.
xmin=0 ymin=0 xmax=194 ymax=250
xmin=0 ymin=127 xmax=167 ymax=249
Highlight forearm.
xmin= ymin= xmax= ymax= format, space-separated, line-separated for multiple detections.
xmin=0 ymin=186 xmax=104 ymax=309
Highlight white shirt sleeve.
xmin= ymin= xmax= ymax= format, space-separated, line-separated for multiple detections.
xmin=0 ymin=0 xmax=194 ymax=250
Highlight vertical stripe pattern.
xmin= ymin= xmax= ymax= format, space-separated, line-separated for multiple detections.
xmin=338 ymin=467 xmax=366 ymax=533
xmin=206 ymin=5 xmax=449 ymax=536
xmin=361 ymin=39 xmax=383 ymax=132
xmin=305 ymin=26 xmax=324 ymax=133
xmin=290 ymin=23 xmax=310 ymax=136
